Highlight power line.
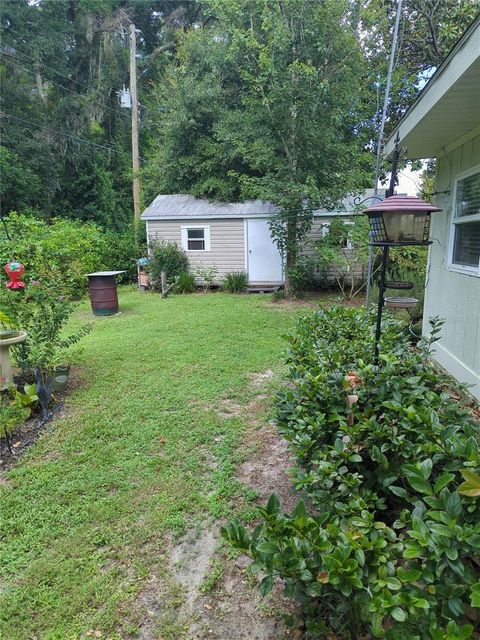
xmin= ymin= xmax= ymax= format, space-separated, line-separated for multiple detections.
xmin=2 ymin=24 xmax=78 ymax=72
xmin=1 ymin=35 xmax=93 ymax=91
xmin=1 ymin=112 xmax=122 ymax=154
xmin=0 ymin=54 xmax=129 ymax=120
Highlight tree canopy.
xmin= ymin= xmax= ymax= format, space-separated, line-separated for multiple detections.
xmin=1 ymin=0 xmax=478 ymax=243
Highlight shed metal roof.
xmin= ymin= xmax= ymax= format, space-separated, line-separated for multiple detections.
xmin=141 ymin=194 xmax=278 ymax=220
xmin=141 ymin=190 xmax=384 ymax=221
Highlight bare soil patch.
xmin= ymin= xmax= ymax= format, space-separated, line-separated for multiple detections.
xmin=237 ymin=422 xmax=298 ymax=512
xmin=128 ymin=370 xmax=298 ymax=639
xmin=0 ymin=367 xmax=86 ymax=472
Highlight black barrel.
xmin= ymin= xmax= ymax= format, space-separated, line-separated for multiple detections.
xmin=87 ymin=271 xmax=125 ymax=316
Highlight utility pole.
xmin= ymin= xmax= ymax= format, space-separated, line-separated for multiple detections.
xmin=129 ymin=22 xmax=141 ymax=236
xmin=366 ymin=0 xmax=403 ymax=308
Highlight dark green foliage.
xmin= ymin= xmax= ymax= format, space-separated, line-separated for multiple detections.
xmin=147 ymin=240 xmax=189 ymax=288
xmin=223 ymin=308 xmax=480 ymax=638
xmin=287 ymin=257 xmax=319 ymax=297
xmin=0 ymin=213 xmax=139 ymax=298
xmin=222 ymin=272 xmax=248 ymax=294
xmin=0 ymin=0 xmax=206 ymax=227
xmin=174 ymin=272 xmax=197 ymax=294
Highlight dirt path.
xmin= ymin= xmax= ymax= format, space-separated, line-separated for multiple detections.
xmin=129 ymin=371 xmax=298 ymax=640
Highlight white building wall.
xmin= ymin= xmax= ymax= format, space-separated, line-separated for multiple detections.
xmin=423 ymin=133 xmax=480 ymax=400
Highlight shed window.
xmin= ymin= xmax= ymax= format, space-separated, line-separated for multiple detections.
xmin=181 ymin=226 xmax=210 ymax=252
xmin=450 ymin=168 xmax=480 ymax=273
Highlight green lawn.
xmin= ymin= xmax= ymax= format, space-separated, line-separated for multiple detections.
xmin=0 ymin=289 xmax=304 ymax=640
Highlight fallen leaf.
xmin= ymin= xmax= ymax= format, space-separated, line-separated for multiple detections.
xmin=159 ymin=437 xmax=167 ymax=445
xmin=203 ymin=603 xmax=212 ymax=610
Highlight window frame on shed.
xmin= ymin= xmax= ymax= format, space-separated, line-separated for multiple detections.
xmin=181 ymin=225 xmax=211 ymax=252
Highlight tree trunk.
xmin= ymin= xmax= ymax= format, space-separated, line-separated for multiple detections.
xmin=284 ymin=217 xmax=297 ymax=298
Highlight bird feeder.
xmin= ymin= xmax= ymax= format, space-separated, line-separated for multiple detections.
xmin=4 ymin=261 xmax=26 ymax=289
xmin=364 ymin=195 xmax=442 ymax=245
xmin=363 ymin=195 xmax=442 ymax=364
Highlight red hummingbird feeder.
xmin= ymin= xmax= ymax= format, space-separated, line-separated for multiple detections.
xmin=4 ymin=261 xmax=26 ymax=289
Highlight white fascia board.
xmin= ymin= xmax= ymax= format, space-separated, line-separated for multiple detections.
xmin=384 ymin=20 xmax=480 ymax=157
xmin=141 ymin=211 xmax=354 ymax=222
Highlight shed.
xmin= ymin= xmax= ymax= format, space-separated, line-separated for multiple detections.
xmin=141 ymin=190 xmax=381 ymax=287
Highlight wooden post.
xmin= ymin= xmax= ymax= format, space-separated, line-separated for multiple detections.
xmin=161 ymin=271 xmax=168 ymax=296
xmin=129 ymin=22 xmax=141 ymax=236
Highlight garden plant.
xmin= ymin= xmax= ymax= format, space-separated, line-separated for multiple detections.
xmin=223 ymin=307 xmax=480 ymax=639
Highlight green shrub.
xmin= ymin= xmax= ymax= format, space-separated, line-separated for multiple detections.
xmin=1 ymin=281 xmax=92 ymax=375
xmin=195 ymin=264 xmax=218 ymax=292
xmin=0 ymin=213 xmax=140 ymax=298
xmin=148 ymin=240 xmax=189 ymax=288
xmin=271 ymin=288 xmax=286 ymax=302
xmin=287 ymin=256 xmax=318 ymax=295
xmin=174 ymin=272 xmax=196 ymax=294
xmin=222 ymin=271 xmax=248 ymax=293
xmin=223 ymin=307 xmax=480 ymax=639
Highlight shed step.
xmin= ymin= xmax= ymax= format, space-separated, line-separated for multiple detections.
xmin=248 ymin=285 xmax=282 ymax=294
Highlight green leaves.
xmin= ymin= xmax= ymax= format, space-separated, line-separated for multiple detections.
xmin=403 ymin=462 xmax=434 ymax=495
xmin=223 ymin=306 xmax=480 ymax=639
xmin=458 ymin=469 xmax=480 ymax=497
xmin=390 ymin=606 xmax=406 ymax=622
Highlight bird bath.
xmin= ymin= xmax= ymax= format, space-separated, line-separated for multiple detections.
xmin=0 ymin=330 xmax=27 ymax=390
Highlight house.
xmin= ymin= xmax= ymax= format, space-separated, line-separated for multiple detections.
xmin=384 ymin=15 xmax=480 ymax=400
xmin=141 ymin=190 xmax=382 ymax=288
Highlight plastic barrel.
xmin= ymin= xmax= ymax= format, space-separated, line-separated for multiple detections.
xmin=88 ymin=274 xmax=119 ymax=316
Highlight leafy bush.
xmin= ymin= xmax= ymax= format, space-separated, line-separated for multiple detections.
xmin=1 ymin=280 xmax=92 ymax=375
xmin=314 ymin=216 xmax=370 ymax=299
xmin=223 ymin=307 xmax=480 ymax=639
xmin=148 ymin=240 xmax=189 ymax=288
xmin=174 ymin=272 xmax=196 ymax=294
xmin=287 ymin=256 xmax=318 ymax=296
xmin=0 ymin=213 xmax=140 ymax=298
xmin=195 ymin=264 xmax=218 ymax=292
xmin=222 ymin=271 xmax=248 ymax=293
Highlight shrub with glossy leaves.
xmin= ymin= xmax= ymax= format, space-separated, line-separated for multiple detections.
xmin=223 ymin=307 xmax=480 ymax=639
xmin=0 ymin=213 xmax=139 ymax=298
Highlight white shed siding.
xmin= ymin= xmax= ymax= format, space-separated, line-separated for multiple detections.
xmin=423 ymin=133 xmax=480 ymax=400
xmin=147 ymin=218 xmax=245 ymax=281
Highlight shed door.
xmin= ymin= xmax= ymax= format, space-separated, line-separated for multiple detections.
xmin=247 ymin=219 xmax=283 ymax=284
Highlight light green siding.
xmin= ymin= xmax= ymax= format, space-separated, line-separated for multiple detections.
xmin=423 ymin=133 xmax=480 ymax=400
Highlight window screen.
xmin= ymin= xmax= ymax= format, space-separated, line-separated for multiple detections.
xmin=187 ymin=228 xmax=205 ymax=251
xmin=452 ymin=170 xmax=480 ymax=269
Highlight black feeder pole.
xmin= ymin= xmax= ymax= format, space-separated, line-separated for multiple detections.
xmin=364 ymin=186 xmax=442 ymax=366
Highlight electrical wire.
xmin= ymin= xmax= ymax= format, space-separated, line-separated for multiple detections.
xmin=1 ymin=36 xmax=93 ymax=91
xmin=2 ymin=24 xmax=79 ymax=72
xmin=1 ymin=112 xmax=122 ymax=154
xmin=0 ymin=54 xmax=130 ymax=120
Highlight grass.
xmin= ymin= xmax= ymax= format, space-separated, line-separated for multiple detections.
xmin=0 ymin=288 xmax=305 ymax=640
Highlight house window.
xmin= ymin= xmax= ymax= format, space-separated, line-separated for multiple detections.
xmin=181 ymin=226 xmax=211 ymax=252
xmin=450 ymin=167 xmax=480 ymax=274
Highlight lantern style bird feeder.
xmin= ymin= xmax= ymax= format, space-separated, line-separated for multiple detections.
xmin=363 ymin=195 xmax=442 ymax=364
xmin=365 ymin=195 xmax=441 ymax=245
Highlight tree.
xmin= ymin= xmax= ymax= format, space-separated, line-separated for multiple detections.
xmin=146 ymin=0 xmax=373 ymax=296
xmin=0 ymin=0 xmax=202 ymax=228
